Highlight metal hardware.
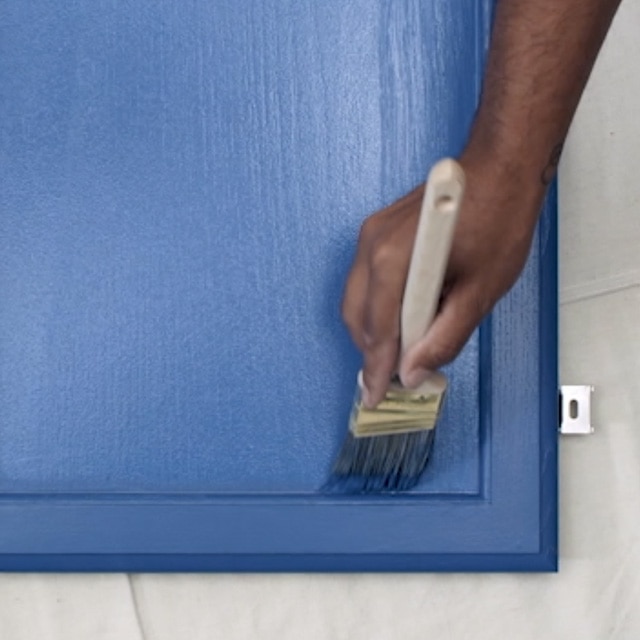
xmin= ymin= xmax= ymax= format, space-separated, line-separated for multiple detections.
xmin=560 ymin=386 xmax=594 ymax=434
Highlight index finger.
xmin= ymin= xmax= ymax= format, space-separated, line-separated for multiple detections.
xmin=361 ymin=248 xmax=405 ymax=407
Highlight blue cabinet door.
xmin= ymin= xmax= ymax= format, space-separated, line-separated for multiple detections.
xmin=0 ymin=0 xmax=557 ymax=571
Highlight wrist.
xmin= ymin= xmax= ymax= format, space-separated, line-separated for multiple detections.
xmin=460 ymin=138 xmax=550 ymax=206
xmin=457 ymin=142 xmax=548 ymax=229
xmin=462 ymin=113 xmax=564 ymax=192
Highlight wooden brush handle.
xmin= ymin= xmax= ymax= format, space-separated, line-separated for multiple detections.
xmin=400 ymin=158 xmax=465 ymax=356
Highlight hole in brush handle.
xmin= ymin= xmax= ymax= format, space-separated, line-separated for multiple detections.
xmin=434 ymin=193 xmax=455 ymax=213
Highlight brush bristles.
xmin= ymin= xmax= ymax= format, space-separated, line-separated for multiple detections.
xmin=325 ymin=429 xmax=435 ymax=493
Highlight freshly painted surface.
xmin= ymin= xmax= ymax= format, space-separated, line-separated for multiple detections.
xmin=0 ymin=0 xmax=557 ymax=570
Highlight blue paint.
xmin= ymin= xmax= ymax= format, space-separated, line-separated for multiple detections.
xmin=0 ymin=0 xmax=557 ymax=571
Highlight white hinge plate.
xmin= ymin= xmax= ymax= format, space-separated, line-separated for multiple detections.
xmin=560 ymin=385 xmax=594 ymax=434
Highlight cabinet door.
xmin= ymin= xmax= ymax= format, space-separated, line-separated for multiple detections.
xmin=0 ymin=0 xmax=557 ymax=571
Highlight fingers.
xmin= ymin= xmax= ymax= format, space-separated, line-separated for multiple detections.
xmin=360 ymin=246 xmax=405 ymax=407
xmin=399 ymin=282 xmax=488 ymax=387
xmin=341 ymin=188 xmax=423 ymax=407
xmin=341 ymin=221 xmax=374 ymax=351
xmin=341 ymin=263 xmax=368 ymax=352
xmin=343 ymin=240 xmax=405 ymax=408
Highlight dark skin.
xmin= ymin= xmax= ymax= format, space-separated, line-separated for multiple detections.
xmin=342 ymin=0 xmax=623 ymax=408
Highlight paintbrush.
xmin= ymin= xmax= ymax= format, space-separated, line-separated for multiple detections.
xmin=328 ymin=157 xmax=466 ymax=492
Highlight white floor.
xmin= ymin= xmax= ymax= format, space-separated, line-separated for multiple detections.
xmin=1 ymin=2 xmax=639 ymax=639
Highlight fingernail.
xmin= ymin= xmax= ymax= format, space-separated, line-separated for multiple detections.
xmin=403 ymin=368 xmax=428 ymax=389
xmin=361 ymin=383 xmax=374 ymax=409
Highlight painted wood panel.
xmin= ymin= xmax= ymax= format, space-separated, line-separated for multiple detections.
xmin=0 ymin=0 xmax=557 ymax=571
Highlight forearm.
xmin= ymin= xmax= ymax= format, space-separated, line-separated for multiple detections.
xmin=466 ymin=0 xmax=622 ymax=190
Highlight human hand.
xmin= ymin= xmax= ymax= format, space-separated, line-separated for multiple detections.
xmin=341 ymin=152 xmax=547 ymax=408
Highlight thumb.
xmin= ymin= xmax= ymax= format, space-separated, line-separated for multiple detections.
xmin=399 ymin=283 xmax=485 ymax=388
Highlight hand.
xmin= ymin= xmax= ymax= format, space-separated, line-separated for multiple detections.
xmin=341 ymin=151 xmax=547 ymax=408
